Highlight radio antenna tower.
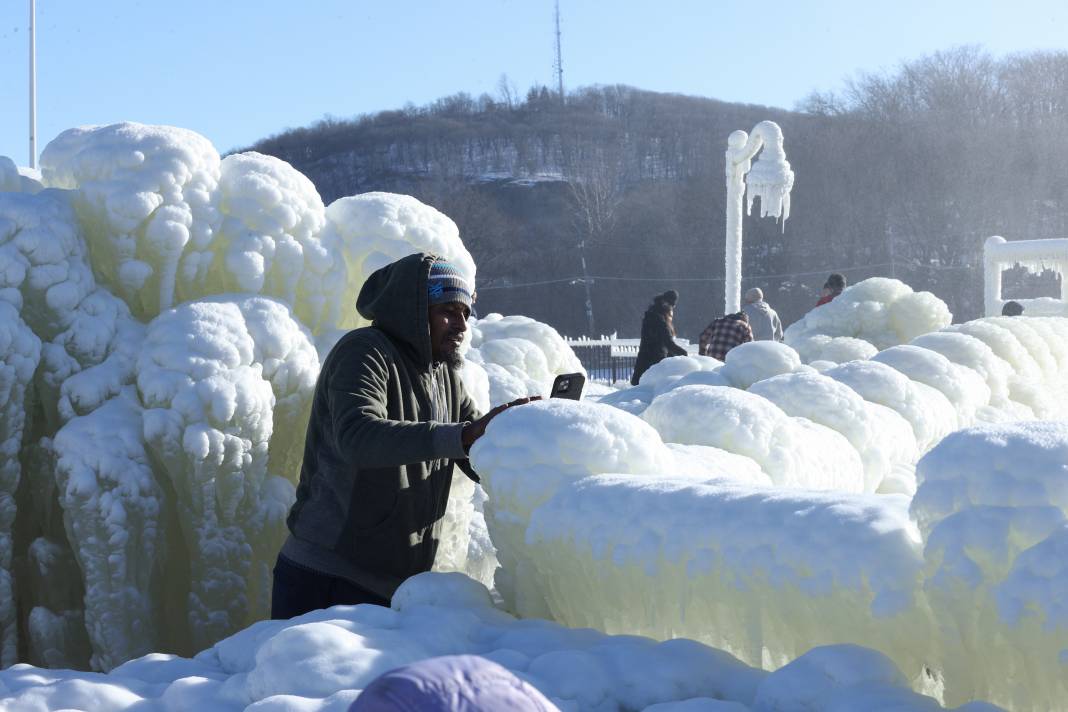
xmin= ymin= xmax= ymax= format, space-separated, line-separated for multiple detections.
xmin=553 ymin=0 xmax=564 ymax=101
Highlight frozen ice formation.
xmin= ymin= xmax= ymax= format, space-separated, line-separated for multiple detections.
xmin=1 ymin=572 xmax=991 ymax=712
xmin=641 ymin=385 xmax=864 ymax=491
xmin=323 ymin=191 xmax=476 ymax=330
xmin=748 ymin=371 xmax=917 ymax=494
xmin=40 ymin=123 xmax=222 ymax=319
xmin=465 ymin=313 xmax=587 ymax=405
xmin=479 ymin=313 xmax=1068 ymax=709
xmin=785 ymin=277 xmax=952 ymax=363
xmin=0 ymin=123 xmax=581 ymax=673
xmin=2 ymin=123 xmax=1064 ymax=711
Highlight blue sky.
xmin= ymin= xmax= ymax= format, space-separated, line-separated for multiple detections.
xmin=2 ymin=0 xmax=1067 ymax=164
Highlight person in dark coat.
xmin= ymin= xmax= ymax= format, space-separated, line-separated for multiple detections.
xmin=349 ymin=655 xmax=561 ymax=712
xmin=631 ymin=290 xmax=688 ymax=386
xmin=272 ymin=254 xmax=535 ymax=619
xmin=1002 ymin=300 xmax=1024 ymax=316
xmin=815 ymin=273 xmax=846 ymax=307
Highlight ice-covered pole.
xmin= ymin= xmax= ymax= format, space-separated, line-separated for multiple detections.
xmin=724 ymin=121 xmax=793 ymax=314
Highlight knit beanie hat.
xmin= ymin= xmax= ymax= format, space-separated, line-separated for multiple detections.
xmin=428 ymin=260 xmax=474 ymax=308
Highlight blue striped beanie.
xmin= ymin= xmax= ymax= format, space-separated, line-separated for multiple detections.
xmin=427 ymin=259 xmax=474 ymax=308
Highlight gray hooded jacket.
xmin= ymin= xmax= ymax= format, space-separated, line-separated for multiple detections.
xmin=282 ymin=253 xmax=481 ymax=598
xmin=742 ymin=300 xmax=784 ymax=342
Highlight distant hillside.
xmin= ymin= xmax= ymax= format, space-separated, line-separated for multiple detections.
xmin=247 ymin=49 xmax=1068 ymax=338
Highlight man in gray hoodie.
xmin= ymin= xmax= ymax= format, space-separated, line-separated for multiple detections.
xmin=272 ymin=253 xmax=532 ymax=618
xmin=741 ymin=287 xmax=784 ymax=342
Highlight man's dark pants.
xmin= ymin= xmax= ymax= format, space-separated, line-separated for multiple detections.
xmin=270 ymin=555 xmax=390 ymax=619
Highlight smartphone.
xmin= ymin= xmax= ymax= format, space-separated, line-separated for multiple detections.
xmin=550 ymin=372 xmax=586 ymax=400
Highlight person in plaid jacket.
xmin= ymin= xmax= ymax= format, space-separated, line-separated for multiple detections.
xmin=699 ymin=311 xmax=753 ymax=361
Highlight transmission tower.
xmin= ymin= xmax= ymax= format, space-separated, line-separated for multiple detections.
xmin=553 ymin=0 xmax=564 ymax=101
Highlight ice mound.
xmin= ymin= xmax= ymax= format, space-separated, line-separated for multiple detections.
xmin=323 ymin=191 xmax=475 ymax=329
xmin=748 ymin=371 xmax=916 ymax=494
xmin=206 ymin=152 xmax=343 ymax=333
xmin=718 ymin=341 xmax=802 ymax=389
xmin=138 ymin=295 xmax=317 ymax=650
xmin=3 ymin=571 xmax=989 ymax=712
xmin=40 ymin=123 xmax=222 ymax=319
xmin=0 ymin=156 xmax=42 ymax=193
xmin=911 ymin=422 xmax=1068 ymax=708
xmin=642 ymin=385 xmax=865 ymax=491
xmin=466 ymin=313 xmax=586 ymax=404
xmin=872 ymin=345 xmax=990 ymax=427
xmin=636 ymin=354 xmax=722 ymax=392
xmin=784 ymin=277 xmax=951 ymax=362
xmin=822 ymin=360 xmax=956 ymax=454
xmin=470 ymin=398 xmax=671 ymax=613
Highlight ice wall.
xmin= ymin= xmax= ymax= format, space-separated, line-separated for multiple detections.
xmin=0 ymin=124 xmax=579 ymax=671
xmin=476 ymin=315 xmax=1068 ymax=710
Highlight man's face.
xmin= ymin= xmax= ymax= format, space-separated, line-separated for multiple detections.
xmin=429 ymin=301 xmax=470 ymax=367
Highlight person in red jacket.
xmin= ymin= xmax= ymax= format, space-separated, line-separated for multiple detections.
xmin=815 ymin=273 xmax=846 ymax=307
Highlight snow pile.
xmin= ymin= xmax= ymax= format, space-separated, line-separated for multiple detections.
xmin=785 ymin=278 xmax=951 ymax=363
xmin=641 ymin=385 xmax=862 ymax=491
xmin=821 ymin=361 xmax=956 ymax=454
xmin=473 ymin=396 xmax=1065 ymax=709
xmin=593 ymin=355 xmax=726 ymax=415
xmin=323 ymin=191 xmax=476 ymax=330
xmin=872 ymin=346 xmax=990 ymax=427
xmin=1 ymin=124 xmax=581 ymax=672
xmin=0 ymin=572 xmax=995 ymax=712
xmin=40 ymin=123 xmax=222 ymax=319
xmin=138 ymin=296 xmax=318 ymax=652
xmin=748 ymin=371 xmax=917 ymax=494
xmin=465 ymin=313 xmax=586 ymax=405
xmin=718 ymin=341 xmax=803 ymax=389
xmin=911 ymin=422 xmax=1068 ymax=709
xmin=0 ymin=156 xmax=43 ymax=194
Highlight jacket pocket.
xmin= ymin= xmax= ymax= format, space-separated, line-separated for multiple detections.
xmin=348 ymin=476 xmax=401 ymax=535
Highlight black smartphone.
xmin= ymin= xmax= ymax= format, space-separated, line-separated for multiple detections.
xmin=550 ymin=372 xmax=586 ymax=400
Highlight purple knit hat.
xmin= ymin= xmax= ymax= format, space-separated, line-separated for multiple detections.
xmin=349 ymin=655 xmax=560 ymax=712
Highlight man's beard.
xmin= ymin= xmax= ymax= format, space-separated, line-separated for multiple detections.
xmin=442 ymin=349 xmax=465 ymax=370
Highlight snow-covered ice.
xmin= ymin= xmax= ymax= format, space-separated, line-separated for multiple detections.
xmin=0 ymin=573 xmax=1000 ymax=712
xmin=3 ymin=122 xmax=1065 ymax=711
xmin=784 ymin=277 xmax=951 ymax=363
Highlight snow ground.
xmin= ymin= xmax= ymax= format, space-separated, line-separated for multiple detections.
xmin=1 ymin=123 xmax=1063 ymax=711
xmin=0 ymin=573 xmax=1002 ymax=712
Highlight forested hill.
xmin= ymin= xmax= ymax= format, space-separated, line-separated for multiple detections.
xmin=246 ymin=48 xmax=1068 ymax=339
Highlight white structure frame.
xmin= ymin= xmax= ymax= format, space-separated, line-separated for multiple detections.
xmin=984 ymin=235 xmax=1068 ymax=316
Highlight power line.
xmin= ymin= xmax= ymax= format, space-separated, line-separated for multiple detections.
xmin=476 ymin=261 xmax=976 ymax=291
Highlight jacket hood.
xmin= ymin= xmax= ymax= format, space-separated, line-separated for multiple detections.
xmin=356 ymin=252 xmax=435 ymax=367
xmin=745 ymin=300 xmax=772 ymax=315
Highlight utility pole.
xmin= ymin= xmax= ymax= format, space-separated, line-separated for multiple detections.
xmin=29 ymin=0 xmax=37 ymax=169
xmin=553 ymin=0 xmax=564 ymax=101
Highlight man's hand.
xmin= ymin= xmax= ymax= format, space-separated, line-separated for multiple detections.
xmin=461 ymin=396 xmax=542 ymax=453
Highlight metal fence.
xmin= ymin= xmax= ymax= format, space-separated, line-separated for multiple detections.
xmin=565 ymin=337 xmax=698 ymax=384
